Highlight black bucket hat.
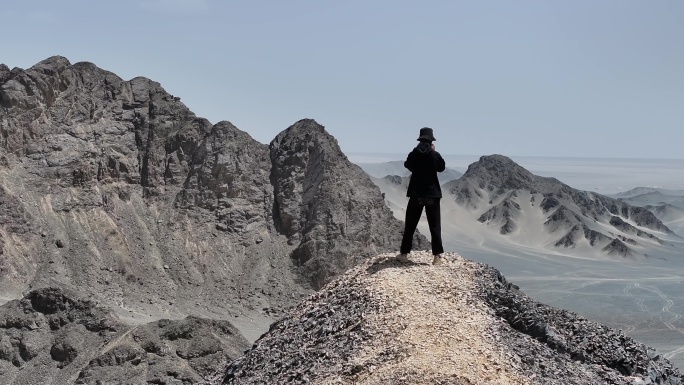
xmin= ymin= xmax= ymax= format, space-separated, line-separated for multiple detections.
xmin=417 ymin=127 xmax=436 ymax=141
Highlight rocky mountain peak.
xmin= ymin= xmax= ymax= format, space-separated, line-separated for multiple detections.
xmin=0 ymin=64 xmax=10 ymax=83
xmin=474 ymin=154 xmax=519 ymax=169
xmin=270 ymin=118 xmax=428 ymax=288
xmin=270 ymin=118 xmax=342 ymax=164
xmin=30 ymin=55 xmax=71 ymax=75
xmin=275 ymin=117 xmax=326 ymax=136
xmin=463 ymin=154 xmax=537 ymax=190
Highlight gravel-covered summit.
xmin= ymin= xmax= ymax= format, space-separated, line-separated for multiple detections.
xmin=219 ymin=251 xmax=682 ymax=385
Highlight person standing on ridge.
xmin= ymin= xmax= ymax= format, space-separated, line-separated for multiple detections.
xmin=397 ymin=127 xmax=446 ymax=265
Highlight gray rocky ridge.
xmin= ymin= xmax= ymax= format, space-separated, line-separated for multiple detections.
xmin=0 ymin=56 xmax=426 ymax=383
xmin=219 ymin=252 xmax=682 ymax=385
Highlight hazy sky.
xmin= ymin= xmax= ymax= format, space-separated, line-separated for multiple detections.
xmin=2 ymin=1 xmax=682 ymax=158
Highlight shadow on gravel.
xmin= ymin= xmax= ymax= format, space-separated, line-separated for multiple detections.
xmin=366 ymin=257 xmax=430 ymax=275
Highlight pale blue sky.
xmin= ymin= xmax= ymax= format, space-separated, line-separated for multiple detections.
xmin=2 ymin=1 xmax=683 ymax=158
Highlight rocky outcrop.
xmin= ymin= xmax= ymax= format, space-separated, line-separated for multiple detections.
xmin=445 ymin=155 xmax=675 ymax=256
xmin=382 ymin=174 xmax=405 ymax=186
xmin=218 ymin=252 xmax=682 ymax=384
xmin=478 ymin=265 xmax=681 ymax=384
xmin=0 ymin=287 xmax=249 ymax=385
xmin=175 ymin=120 xmax=273 ymax=236
xmin=77 ymin=316 xmax=248 ymax=385
xmin=0 ymin=287 xmax=123 ymax=379
xmin=270 ymin=119 xmax=427 ymax=288
xmin=356 ymin=160 xmax=463 ymax=185
xmin=477 ymin=195 xmax=520 ymax=234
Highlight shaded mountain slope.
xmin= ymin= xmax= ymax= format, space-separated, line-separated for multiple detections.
xmin=356 ymin=160 xmax=463 ymax=185
xmin=643 ymin=204 xmax=684 ymax=238
xmin=444 ymin=155 xmax=675 ymax=257
xmin=219 ymin=251 xmax=681 ymax=385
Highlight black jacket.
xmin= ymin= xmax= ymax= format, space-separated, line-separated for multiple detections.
xmin=404 ymin=141 xmax=446 ymax=198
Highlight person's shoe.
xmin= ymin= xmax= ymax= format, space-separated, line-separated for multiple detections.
xmin=432 ymin=254 xmax=446 ymax=266
xmin=396 ymin=253 xmax=410 ymax=263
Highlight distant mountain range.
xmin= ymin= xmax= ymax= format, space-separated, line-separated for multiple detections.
xmin=356 ymin=160 xmax=463 ymax=185
xmin=612 ymin=188 xmax=684 ymax=211
xmin=610 ymin=187 xmax=684 ymax=238
xmin=612 ymin=187 xmax=684 ymax=200
xmin=449 ymin=155 xmax=677 ymax=257
xmin=369 ymin=154 xmax=681 ymax=259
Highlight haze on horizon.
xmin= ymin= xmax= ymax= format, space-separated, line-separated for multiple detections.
xmin=1 ymin=0 xmax=682 ymax=159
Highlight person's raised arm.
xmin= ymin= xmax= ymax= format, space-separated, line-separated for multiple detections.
xmin=404 ymin=152 xmax=416 ymax=172
xmin=432 ymin=145 xmax=445 ymax=172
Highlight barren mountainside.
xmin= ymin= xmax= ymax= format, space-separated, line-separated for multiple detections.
xmin=0 ymin=54 xmax=425 ymax=295
xmin=444 ymin=155 xmax=676 ymax=257
xmin=0 ymin=56 xmax=426 ymax=383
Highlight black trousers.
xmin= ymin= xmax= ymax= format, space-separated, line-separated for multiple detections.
xmin=400 ymin=197 xmax=444 ymax=255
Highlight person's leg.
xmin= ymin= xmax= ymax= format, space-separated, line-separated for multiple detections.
xmin=400 ymin=197 xmax=424 ymax=254
xmin=425 ymin=198 xmax=444 ymax=255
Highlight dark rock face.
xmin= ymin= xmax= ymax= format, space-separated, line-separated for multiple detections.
xmin=447 ymin=154 xmax=675 ymax=257
xmin=223 ymin=271 xmax=377 ymax=384
xmin=0 ymin=287 xmax=249 ymax=385
xmin=0 ymin=64 xmax=10 ymax=84
xmin=603 ymin=238 xmax=633 ymax=256
xmin=382 ymin=174 xmax=404 ymax=185
xmin=478 ymin=267 xmax=682 ymax=384
xmin=175 ymin=120 xmax=273 ymax=236
xmin=76 ymin=316 xmax=248 ymax=385
xmin=0 ymin=287 xmax=123 ymax=383
xmin=270 ymin=119 xmax=428 ymax=288
xmin=477 ymin=195 xmax=520 ymax=235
